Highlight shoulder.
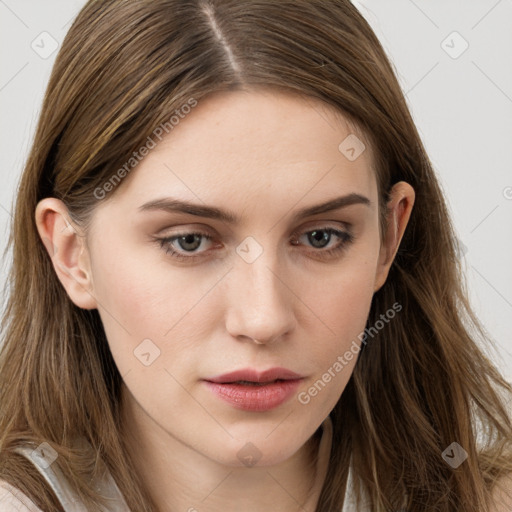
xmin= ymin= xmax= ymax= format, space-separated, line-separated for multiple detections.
xmin=490 ymin=473 xmax=512 ymax=512
xmin=0 ymin=480 xmax=43 ymax=512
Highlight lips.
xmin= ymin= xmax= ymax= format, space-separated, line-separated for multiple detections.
xmin=205 ymin=367 xmax=303 ymax=384
xmin=203 ymin=367 xmax=303 ymax=412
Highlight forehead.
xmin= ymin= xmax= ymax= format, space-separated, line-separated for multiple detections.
xmin=100 ymin=88 xmax=377 ymax=214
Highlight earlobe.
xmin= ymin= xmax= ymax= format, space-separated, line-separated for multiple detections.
xmin=374 ymin=181 xmax=415 ymax=292
xmin=35 ymin=198 xmax=97 ymax=310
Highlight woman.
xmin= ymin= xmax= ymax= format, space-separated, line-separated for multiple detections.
xmin=0 ymin=0 xmax=511 ymax=511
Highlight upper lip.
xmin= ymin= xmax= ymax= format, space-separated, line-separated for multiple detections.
xmin=205 ymin=367 xmax=303 ymax=384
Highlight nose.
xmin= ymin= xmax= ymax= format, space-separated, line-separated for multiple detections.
xmin=224 ymin=251 xmax=296 ymax=346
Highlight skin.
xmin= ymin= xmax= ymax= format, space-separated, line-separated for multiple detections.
xmin=36 ymin=89 xmax=415 ymax=511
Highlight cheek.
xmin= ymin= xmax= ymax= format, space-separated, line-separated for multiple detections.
xmin=304 ymin=253 xmax=378 ymax=342
xmin=89 ymin=241 xmax=227 ymax=375
xmin=294 ymin=251 xmax=378 ymax=403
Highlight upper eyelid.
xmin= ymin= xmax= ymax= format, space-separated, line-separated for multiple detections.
xmin=290 ymin=221 xmax=352 ymax=235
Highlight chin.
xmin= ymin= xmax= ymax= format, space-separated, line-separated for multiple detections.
xmin=208 ymin=430 xmax=309 ymax=469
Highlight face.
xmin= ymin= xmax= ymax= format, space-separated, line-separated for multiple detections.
xmin=38 ymin=88 xmax=413 ymax=467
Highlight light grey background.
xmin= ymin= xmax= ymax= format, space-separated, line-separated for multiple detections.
xmin=1 ymin=1 xmax=511 ymax=378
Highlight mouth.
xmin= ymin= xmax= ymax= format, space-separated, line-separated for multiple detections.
xmin=203 ymin=367 xmax=304 ymax=412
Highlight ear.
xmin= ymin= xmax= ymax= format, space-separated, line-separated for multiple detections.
xmin=35 ymin=198 xmax=97 ymax=310
xmin=373 ymin=181 xmax=415 ymax=293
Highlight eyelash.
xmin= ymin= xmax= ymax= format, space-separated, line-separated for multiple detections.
xmin=156 ymin=226 xmax=355 ymax=262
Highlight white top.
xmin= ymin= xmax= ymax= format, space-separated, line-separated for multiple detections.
xmin=0 ymin=417 xmax=365 ymax=511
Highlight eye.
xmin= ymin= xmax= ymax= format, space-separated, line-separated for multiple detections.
xmin=290 ymin=227 xmax=354 ymax=260
xmin=155 ymin=225 xmax=355 ymax=262
xmin=156 ymin=230 xmax=216 ymax=261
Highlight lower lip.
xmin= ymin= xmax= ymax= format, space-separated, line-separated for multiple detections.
xmin=204 ymin=379 xmax=302 ymax=412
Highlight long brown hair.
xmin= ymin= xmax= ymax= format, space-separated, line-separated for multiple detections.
xmin=1 ymin=1 xmax=511 ymax=510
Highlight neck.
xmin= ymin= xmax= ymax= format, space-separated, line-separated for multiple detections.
xmin=120 ymin=385 xmax=330 ymax=512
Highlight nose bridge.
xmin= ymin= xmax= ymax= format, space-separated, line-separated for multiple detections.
xmin=225 ymin=244 xmax=295 ymax=343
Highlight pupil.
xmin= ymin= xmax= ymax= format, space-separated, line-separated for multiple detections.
xmin=309 ymin=230 xmax=330 ymax=248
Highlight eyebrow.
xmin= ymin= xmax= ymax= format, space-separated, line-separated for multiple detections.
xmin=138 ymin=193 xmax=371 ymax=224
